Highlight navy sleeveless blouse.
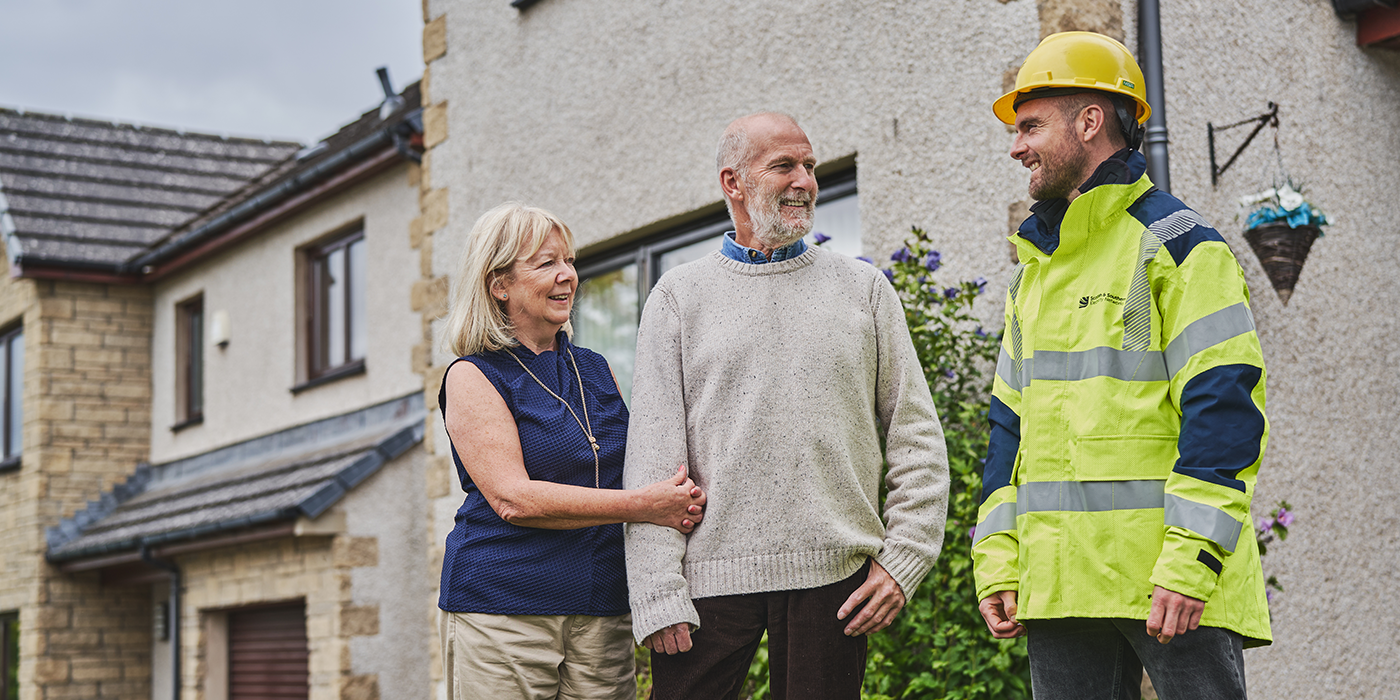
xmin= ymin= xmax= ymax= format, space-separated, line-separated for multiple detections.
xmin=437 ymin=332 xmax=630 ymax=616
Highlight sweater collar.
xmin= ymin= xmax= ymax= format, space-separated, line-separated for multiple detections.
xmin=1017 ymin=149 xmax=1146 ymax=255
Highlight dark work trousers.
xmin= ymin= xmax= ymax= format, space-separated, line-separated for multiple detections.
xmin=649 ymin=562 xmax=870 ymax=700
xmin=1025 ymin=618 xmax=1247 ymax=700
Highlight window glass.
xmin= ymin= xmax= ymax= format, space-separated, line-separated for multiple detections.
xmin=348 ymin=238 xmax=367 ymax=362
xmin=658 ymin=235 xmax=723 ymax=277
xmin=572 ymin=263 xmax=639 ymax=404
xmin=187 ymin=304 xmax=203 ymax=418
xmin=811 ymin=191 xmax=861 ymax=258
xmin=308 ymin=230 xmax=366 ymax=379
xmin=1 ymin=328 xmax=21 ymax=462
xmin=324 ymin=247 xmax=347 ymax=369
xmin=2 ymin=611 xmax=16 ymax=700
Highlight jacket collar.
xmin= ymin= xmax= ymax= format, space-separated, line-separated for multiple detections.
xmin=1017 ymin=149 xmax=1147 ymax=255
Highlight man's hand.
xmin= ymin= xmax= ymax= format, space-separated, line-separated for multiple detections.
xmin=978 ymin=590 xmax=1026 ymax=638
xmin=643 ymin=622 xmax=693 ymax=655
xmin=837 ymin=560 xmax=906 ymax=636
xmin=1146 ymin=585 xmax=1204 ymax=643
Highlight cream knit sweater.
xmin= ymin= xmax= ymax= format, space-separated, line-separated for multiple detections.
xmin=623 ymin=246 xmax=949 ymax=643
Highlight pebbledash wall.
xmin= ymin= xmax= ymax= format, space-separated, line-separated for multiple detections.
xmin=414 ymin=0 xmax=1400 ymax=697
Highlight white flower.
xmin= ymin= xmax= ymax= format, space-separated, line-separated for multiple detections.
xmin=1238 ymin=189 xmax=1276 ymax=207
xmin=1277 ymin=184 xmax=1304 ymax=211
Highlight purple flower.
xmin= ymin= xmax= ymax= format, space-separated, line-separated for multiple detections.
xmin=882 ymin=268 xmax=894 ymax=283
xmin=943 ymin=287 xmax=959 ymax=300
xmin=917 ymin=275 xmax=927 ymax=284
xmin=891 ymin=247 xmax=912 ymax=263
xmin=1276 ymin=507 xmax=1294 ymax=527
xmin=1257 ymin=517 xmax=1274 ymax=534
xmin=1266 ymin=589 xmax=1276 ymax=604
xmin=856 ymin=256 xmax=874 ymax=265
xmin=968 ymin=526 xmax=977 ymax=540
xmin=973 ymin=276 xmax=989 ymax=294
xmin=813 ymin=232 xmax=831 ymax=245
xmin=974 ymin=326 xmax=989 ymax=338
xmin=925 ymin=251 xmax=943 ymax=272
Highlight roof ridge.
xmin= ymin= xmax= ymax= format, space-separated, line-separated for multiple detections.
xmin=0 ymin=105 xmax=302 ymax=146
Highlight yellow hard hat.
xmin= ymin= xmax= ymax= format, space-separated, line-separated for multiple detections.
xmin=993 ymin=31 xmax=1152 ymax=127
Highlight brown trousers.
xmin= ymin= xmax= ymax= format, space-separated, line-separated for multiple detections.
xmin=650 ymin=562 xmax=870 ymax=700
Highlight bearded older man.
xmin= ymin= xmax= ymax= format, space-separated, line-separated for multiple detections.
xmin=622 ymin=112 xmax=950 ymax=700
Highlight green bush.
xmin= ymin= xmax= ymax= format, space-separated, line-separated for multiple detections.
xmin=860 ymin=227 xmax=1029 ymax=699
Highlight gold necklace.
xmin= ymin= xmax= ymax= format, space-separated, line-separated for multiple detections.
xmin=507 ymin=345 xmax=600 ymax=488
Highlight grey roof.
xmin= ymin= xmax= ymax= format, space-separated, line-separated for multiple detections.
xmin=46 ymin=392 xmax=424 ymax=563
xmin=0 ymin=80 xmax=421 ymax=275
xmin=0 ymin=109 xmax=301 ymax=268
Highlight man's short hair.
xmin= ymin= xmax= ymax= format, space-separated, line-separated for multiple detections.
xmin=1055 ymin=92 xmax=1128 ymax=149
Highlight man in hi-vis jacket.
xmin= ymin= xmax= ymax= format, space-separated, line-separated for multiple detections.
xmin=973 ymin=32 xmax=1271 ymax=699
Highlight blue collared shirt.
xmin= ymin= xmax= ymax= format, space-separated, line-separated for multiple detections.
xmin=720 ymin=231 xmax=808 ymax=264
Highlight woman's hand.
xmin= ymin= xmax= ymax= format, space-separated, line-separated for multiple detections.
xmin=637 ymin=464 xmax=706 ymax=533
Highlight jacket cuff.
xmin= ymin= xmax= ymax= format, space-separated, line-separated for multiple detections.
xmin=628 ymin=588 xmax=701 ymax=645
xmin=1149 ymin=527 xmax=1224 ymax=602
xmin=972 ymin=531 xmax=1021 ymax=601
xmin=876 ymin=540 xmax=934 ymax=597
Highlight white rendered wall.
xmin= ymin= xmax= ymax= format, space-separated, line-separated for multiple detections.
xmin=150 ymin=164 xmax=422 ymax=463
xmin=425 ymin=0 xmax=1400 ymax=696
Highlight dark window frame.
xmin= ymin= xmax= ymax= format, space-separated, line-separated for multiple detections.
xmin=1 ymin=611 xmax=16 ymax=700
xmin=0 ymin=324 xmax=23 ymax=471
xmin=305 ymin=228 xmax=367 ymax=382
xmin=173 ymin=296 xmax=204 ymax=431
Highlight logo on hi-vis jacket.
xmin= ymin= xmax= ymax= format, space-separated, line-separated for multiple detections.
xmin=1079 ymin=293 xmax=1125 ymax=309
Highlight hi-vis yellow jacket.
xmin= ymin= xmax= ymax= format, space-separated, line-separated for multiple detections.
xmin=972 ymin=150 xmax=1271 ymax=646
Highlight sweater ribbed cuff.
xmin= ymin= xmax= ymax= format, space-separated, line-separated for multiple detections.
xmin=629 ymin=589 xmax=701 ymax=645
xmin=876 ymin=540 xmax=934 ymax=597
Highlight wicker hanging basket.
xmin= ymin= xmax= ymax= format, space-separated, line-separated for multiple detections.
xmin=1243 ymin=222 xmax=1320 ymax=306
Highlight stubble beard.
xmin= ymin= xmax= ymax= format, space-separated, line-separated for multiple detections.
xmin=745 ymin=176 xmax=817 ymax=250
xmin=1028 ymin=127 xmax=1091 ymax=201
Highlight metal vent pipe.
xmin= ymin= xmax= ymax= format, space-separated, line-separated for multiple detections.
xmin=1139 ymin=0 xmax=1171 ymax=193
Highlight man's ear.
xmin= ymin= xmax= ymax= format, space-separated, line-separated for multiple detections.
xmin=1078 ymin=104 xmax=1106 ymax=145
xmin=719 ymin=167 xmax=745 ymax=202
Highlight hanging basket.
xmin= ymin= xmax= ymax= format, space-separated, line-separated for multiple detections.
xmin=1243 ymin=223 xmax=1320 ymax=306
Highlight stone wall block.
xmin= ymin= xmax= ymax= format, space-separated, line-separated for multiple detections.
xmin=423 ymin=102 xmax=449 ymax=150
xmin=340 ymin=605 xmax=380 ymax=636
xmin=34 ymin=657 xmax=71 ymax=683
xmin=420 ymin=188 xmax=449 ymax=235
xmin=1037 ymin=0 xmax=1123 ymax=40
xmin=409 ymin=217 xmax=426 ymax=249
xmin=342 ymin=674 xmax=381 ymax=700
xmin=332 ymin=537 xmax=379 ymax=568
xmin=410 ymin=276 xmax=449 ymax=314
xmin=423 ymin=15 xmax=447 ymax=63
xmin=420 ymin=239 xmax=434 ymax=278
xmin=426 ymin=455 xmax=452 ymax=499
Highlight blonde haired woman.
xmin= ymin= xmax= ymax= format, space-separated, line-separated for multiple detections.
xmin=437 ymin=202 xmax=704 ymax=699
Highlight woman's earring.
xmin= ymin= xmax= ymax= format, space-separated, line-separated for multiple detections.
xmin=500 ymin=293 xmax=508 ymax=300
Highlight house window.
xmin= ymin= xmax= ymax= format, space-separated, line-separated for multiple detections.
xmin=1 ymin=611 xmax=17 ymax=700
xmin=307 ymin=230 xmax=367 ymax=381
xmin=175 ymin=297 xmax=204 ymax=428
xmin=0 ymin=325 xmax=22 ymax=469
xmin=572 ymin=170 xmax=858 ymax=403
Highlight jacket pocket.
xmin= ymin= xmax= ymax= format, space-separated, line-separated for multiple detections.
xmin=1070 ymin=435 xmax=1178 ymax=482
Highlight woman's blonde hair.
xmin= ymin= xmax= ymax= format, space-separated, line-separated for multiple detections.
xmin=443 ymin=202 xmax=577 ymax=357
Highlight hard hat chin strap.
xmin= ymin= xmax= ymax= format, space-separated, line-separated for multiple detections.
xmin=1109 ymin=94 xmax=1145 ymax=152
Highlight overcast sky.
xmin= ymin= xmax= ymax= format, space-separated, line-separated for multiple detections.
xmin=0 ymin=0 xmax=425 ymax=144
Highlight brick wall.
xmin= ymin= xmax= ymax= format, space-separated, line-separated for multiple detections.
xmin=0 ymin=277 xmax=155 ymax=700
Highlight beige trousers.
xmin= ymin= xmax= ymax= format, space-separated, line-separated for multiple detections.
xmin=439 ymin=610 xmax=636 ymax=700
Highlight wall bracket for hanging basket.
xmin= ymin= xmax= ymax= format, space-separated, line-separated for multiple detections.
xmin=1243 ymin=223 xmax=1319 ymax=305
xmin=1208 ymin=103 xmax=1279 ymax=187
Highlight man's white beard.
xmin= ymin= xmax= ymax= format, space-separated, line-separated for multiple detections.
xmin=745 ymin=177 xmax=816 ymax=250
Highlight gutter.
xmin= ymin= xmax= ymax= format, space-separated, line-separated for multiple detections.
xmin=1139 ymin=0 xmax=1171 ymax=192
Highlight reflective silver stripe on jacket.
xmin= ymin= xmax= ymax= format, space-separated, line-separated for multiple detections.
xmin=973 ymin=480 xmax=1242 ymax=554
xmin=973 ymin=501 xmax=1018 ymax=544
xmin=1018 ymin=479 xmax=1165 ymax=513
xmin=1164 ymin=494 xmax=1242 ymax=553
xmin=1163 ymin=302 xmax=1256 ymax=379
